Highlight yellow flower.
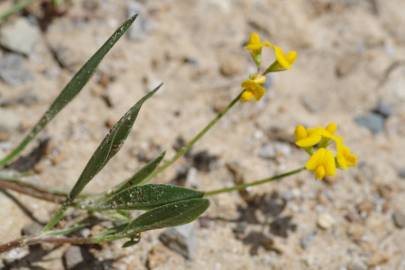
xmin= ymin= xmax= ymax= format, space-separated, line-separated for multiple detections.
xmin=325 ymin=122 xmax=337 ymax=134
xmin=245 ymin=32 xmax=271 ymax=66
xmin=240 ymin=74 xmax=267 ymax=102
xmin=294 ymin=122 xmax=337 ymax=148
xmin=306 ymin=148 xmax=336 ymax=180
xmin=336 ymin=143 xmax=358 ymax=170
xmin=265 ymin=45 xmax=297 ymax=73
xmin=296 ymin=122 xmax=358 ymax=179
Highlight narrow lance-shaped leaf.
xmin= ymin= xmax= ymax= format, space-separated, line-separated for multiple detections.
xmin=0 ymin=15 xmax=138 ymax=167
xmin=69 ymin=84 xmax=163 ymax=200
xmin=113 ymin=152 xmax=165 ymax=193
xmin=83 ymin=184 xmax=204 ymax=210
xmin=103 ymin=198 xmax=209 ymax=238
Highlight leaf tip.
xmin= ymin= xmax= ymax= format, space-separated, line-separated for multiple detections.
xmin=129 ymin=14 xmax=138 ymax=23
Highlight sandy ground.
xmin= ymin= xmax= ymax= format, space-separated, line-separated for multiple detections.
xmin=0 ymin=0 xmax=405 ymax=269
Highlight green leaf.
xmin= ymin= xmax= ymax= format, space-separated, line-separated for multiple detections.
xmin=113 ymin=152 xmax=165 ymax=193
xmin=0 ymin=15 xmax=137 ymax=167
xmin=115 ymin=198 xmax=209 ymax=236
xmin=69 ymin=83 xmax=163 ymax=200
xmin=86 ymin=184 xmax=203 ymax=210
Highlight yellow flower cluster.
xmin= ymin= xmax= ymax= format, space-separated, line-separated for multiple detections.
xmin=295 ymin=123 xmax=358 ymax=180
xmin=241 ymin=32 xmax=297 ymax=102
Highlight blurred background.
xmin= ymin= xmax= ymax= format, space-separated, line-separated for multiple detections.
xmin=0 ymin=0 xmax=404 ymax=269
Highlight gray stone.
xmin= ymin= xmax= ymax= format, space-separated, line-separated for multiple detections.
xmin=258 ymin=142 xmax=291 ymax=160
xmin=0 ymin=108 xmax=21 ymax=133
xmin=398 ymin=168 xmax=405 ymax=179
xmin=159 ymin=223 xmax=196 ymax=260
xmin=372 ymin=100 xmax=392 ymax=119
xmin=49 ymin=45 xmax=79 ymax=71
xmin=0 ymin=18 xmax=40 ymax=56
xmin=354 ymin=113 xmax=385 ymax=134
xmin=317 ymin=213 xmax=335 ymax=230
xmin=258 ymin=144 xmax=276 ymax=159
xmin=127 ymin=1 xmax=152 ymax=41
xmin=63 ymin=246 xmax=84 ymax=269
xmin=392 ymin=210 xmax=405 ymax=229
xmin=21 ymin=222 xmax=42 ymax=236
xmin=299 ymin=231 xmax=316 ymax=250
xmin=186 ymin=167 xmax=199 ymax=189
xmin=0 ymin=92 xmax=38 ymax=107
xmin=0 ymin=54 xmax=33 ymax=86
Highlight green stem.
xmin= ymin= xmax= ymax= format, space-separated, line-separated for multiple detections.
xmin=147 ymin=91 xmax=243 ymax=181
xmin=42 ymin=203 xmax=69 ymax=232
xmin=0 ymin=0 xmax=33 ymax=22
xmin=204 ymin=167 xmax=305 ymax=197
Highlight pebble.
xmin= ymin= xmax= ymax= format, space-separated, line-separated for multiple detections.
xmin=145 ymin=245 xmax=170 ymax=269
xmin=186 ymin=167 xmax=199 ymax=189
xmin=368 ymin=252 xmax=389 ymax=267
xmin=21 ymin=222 xmax=42 ymax=236
xmin=347 ymin=260 xmax=367 ymax=270
xmin=258 ymin=143 xmax=276 ymax=159
xmin=299 ymin=231 xmax=317 ymax=250
xmin=398 ymin=168 xmax=405 ymax=179
xmin=159 ymin=223 xmax=196 ymax=259
xmin=317 ymin=213 xmax=335 ymax=230
xmin=372 ymin=100 xmax=392 ymax=119
xmin=392 ymin=210 xmax=405 ymax=229
xmin=354 ymin=113 xmax=385 ymax=134
xmin=49 ymin=45 xmax=79 ymax=70
xmin=219 ymin=56 xmax=243 ymax=77
xmin=126 ymin=1 xmax=151 ymax=41
xmin=0 ymin=92 xmax=38 ymax=107
xmin=63 ymin=246 xmax=84 ymax=270
xmin=335 ymin=53 xmax=359 ymax=78
xmin=0 ymin=54 xmax=33 ymax=86
xmin=0 ymin=108 xmax=22 ymax=136
xmin=258 ymin=142 xmax=291 ymax=160
xmin=0 ymin=18 xmax=40 ymax=56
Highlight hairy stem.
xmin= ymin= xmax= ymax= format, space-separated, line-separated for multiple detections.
xmin=0 ymin=173 xmax=67 ymax=203
xmin=0 ymin=179 xmax=66 ymax=203
xmin=204 ymin=167 xmax=305 ymax=197
xmin=0 ymin=235 xmax=95 ymax=254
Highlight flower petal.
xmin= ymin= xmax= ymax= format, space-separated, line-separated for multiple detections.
xmin=296 ymin=134 xmax=322 ymax=148
xmin=325 ymin=122 xmax=337 ymax=134
xmin=324 ymin=149 xmax=336 ymax=176
xmin=315 ymin=166 xmax=326 ymax=179
xmin=273 ymin=46 xmax=291 ymax=69
xmin=306 ymin=148 xmax=326 ymax=171
xmin=295 ymin=125 xmax=307 ymax=141
xmin=249 ymin=32 xmax=261 ymax=44
xmin=286 ymin=51 xmax=297 ymax=65
xmin=240 ymin=91 xmax=254 ymax=102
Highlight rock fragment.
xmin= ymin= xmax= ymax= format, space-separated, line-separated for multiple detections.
xmin=0 ymin=18 xmax=40 ymax=56
xmin=354 ymin=113 xmax=385 ymax=134
xmin=317 ymin=213 xmax=335 ymax=230
xmin=0 ymin=54 xmax=33 ymax=86
xmin=63 ymin=246 xmax=84 ymax=270
xmin=392 ymin=210 xmax=405 ymax=229
xmin=159 ymin=224 xmax=196 ymax=260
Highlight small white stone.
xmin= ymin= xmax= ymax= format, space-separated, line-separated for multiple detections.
xmin=317 ymin=213 xmax=335 ymax=230
xmin=0 ymin=18 xmax=40 ymax=55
